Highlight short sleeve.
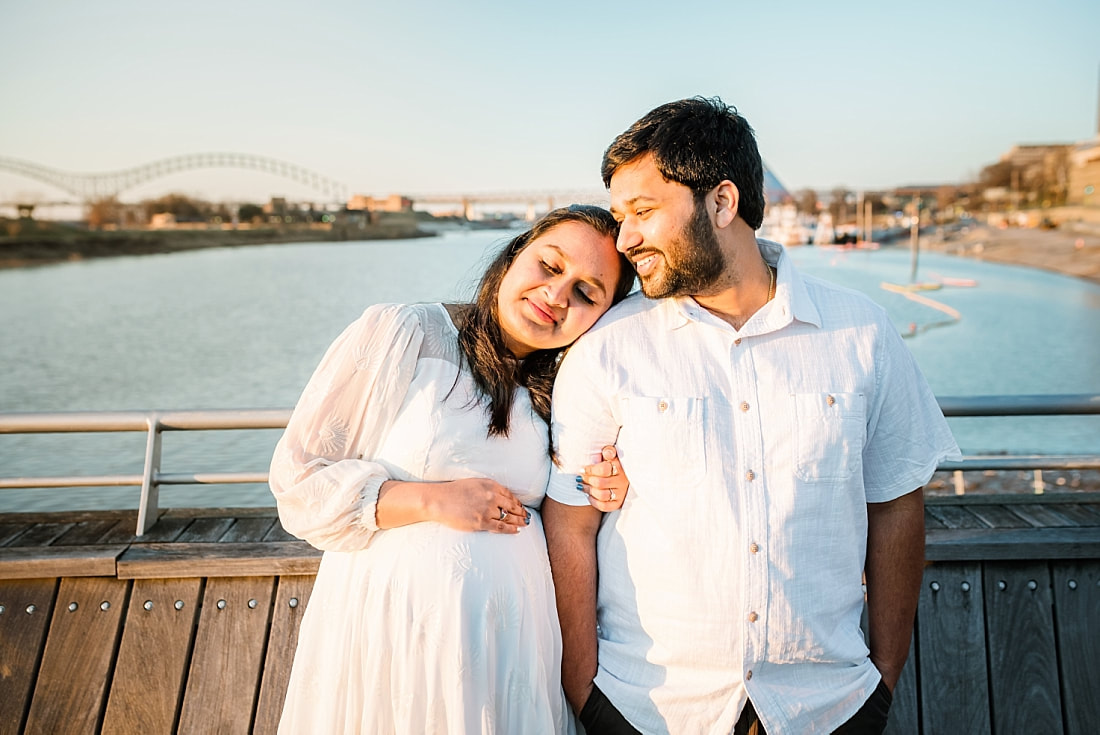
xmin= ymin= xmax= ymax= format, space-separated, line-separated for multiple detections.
xmin=546 ymin=338 xmax=621 ymax=506
xmin=269 ymin=303 xmax=424 ymax=551
xmin=862 ymin=316 xmax=961 ymax=502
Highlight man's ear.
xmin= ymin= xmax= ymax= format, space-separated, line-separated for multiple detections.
xmin=713 ymin=180 xmax=739 ymax=228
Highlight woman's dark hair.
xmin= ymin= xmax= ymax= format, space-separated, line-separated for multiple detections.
xmin=457 ymin=204 xmax=634 ymax=435
xmin=601 ymin=96 xmax=766 ymax=230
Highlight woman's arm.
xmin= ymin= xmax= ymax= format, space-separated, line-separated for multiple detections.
xmin=269 ymin=304 xmax=424 ymax=552
xmin=376 ymin=477 xmax=530 ymax=533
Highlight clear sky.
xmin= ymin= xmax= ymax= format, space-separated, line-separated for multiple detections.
xmin=1 ymin=0 xmax=1097 ymax=205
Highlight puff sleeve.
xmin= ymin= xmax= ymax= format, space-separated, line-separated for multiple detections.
xmin=269 ymin=303 xmax=424 ymax=551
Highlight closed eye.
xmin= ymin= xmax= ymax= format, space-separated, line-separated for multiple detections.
xmin=575 ymin=286 xmax=596 ymax=305
xmin=540 ymin=260 xmax=562 ymax=275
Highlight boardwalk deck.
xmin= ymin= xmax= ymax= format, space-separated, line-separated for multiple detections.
xmin=1 ymin=495 xmax=1098 ymax=734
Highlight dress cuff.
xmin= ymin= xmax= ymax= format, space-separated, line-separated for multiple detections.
xmin=354 ymin=472 xmax=388 ymax=533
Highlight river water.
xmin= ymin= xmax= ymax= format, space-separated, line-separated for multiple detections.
xmin=2 ymin=228 xmax=1098 ymax=511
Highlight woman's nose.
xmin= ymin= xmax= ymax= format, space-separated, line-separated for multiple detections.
xmin=544 ymin=279 xmax=569 ymax=307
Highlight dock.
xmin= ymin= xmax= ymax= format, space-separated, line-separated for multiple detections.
xmin=1 ymin=494 xmax=1098 ymax=734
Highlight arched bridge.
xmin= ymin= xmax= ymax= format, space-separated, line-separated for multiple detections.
xmin=0 ymin=153 xmax=348 ymax=202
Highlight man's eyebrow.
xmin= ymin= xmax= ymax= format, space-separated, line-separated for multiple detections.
xmin=609 ymin=195 xmax=657 ymax=215
xmin=545 ymin=243 xmax=607 ymax=297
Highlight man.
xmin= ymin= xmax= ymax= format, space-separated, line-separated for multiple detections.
xmin=543 ymin=97 xmax=960 ymax=734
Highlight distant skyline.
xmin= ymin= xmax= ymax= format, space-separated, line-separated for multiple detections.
xmin=1 ymin=0 xmax=1098 ymax=206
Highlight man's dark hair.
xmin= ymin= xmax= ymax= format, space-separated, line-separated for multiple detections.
xmin=601 ymin=96 xmax=765 ymax=230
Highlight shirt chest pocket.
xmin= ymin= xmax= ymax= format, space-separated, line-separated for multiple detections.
xmin=618 ymin=396 xmax=707 ymax=488
xmin=791 ymin=392 xmax=865 ymax=483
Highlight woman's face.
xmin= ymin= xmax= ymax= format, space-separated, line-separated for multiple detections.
xmin=496 ymin=220 xmax=622 ymax=358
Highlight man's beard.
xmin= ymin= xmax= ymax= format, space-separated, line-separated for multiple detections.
xmin=635 ymin=201 xmax=725 ymax=299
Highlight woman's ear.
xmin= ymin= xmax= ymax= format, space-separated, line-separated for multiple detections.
xmin=713 ymin=180 xmax=739 ymax=229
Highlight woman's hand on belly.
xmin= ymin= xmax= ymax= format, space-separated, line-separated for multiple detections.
xmin=378 ymin=477 xmax=531 ymax=533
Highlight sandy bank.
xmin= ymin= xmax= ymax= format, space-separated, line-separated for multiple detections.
xmin=921 ymin=223 xmax=1100 ymax=284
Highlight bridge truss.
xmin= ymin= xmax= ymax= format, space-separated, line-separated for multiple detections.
xmin=0 ymin=153 xmax=348 ymax=203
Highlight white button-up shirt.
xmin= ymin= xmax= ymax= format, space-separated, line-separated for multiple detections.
xmin=547 ymin=240 xmax=960 ymax=734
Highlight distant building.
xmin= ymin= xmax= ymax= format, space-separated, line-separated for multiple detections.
xmin=347 ymin=194 xmax=413 ymax=212
xmin=1066 ymin=137 xmax=1100 ymax=206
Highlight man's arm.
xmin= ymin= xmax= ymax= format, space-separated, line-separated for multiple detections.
xmin=864 ymin=487 xmax=925 ymax=692
xmin=542 ymin=497 xmax=602 ymax=714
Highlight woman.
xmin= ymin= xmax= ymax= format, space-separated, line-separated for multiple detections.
xmin=270 ymin=205 xmax=635 ymax=734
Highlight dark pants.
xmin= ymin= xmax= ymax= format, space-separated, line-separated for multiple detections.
xmin=581 ymin=679 xmax=892 ymax=735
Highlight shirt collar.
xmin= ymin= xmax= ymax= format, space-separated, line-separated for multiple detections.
xmin=664 ymin=238 xmax=822 ymax=333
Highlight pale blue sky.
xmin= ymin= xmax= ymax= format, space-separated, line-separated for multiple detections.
xmin=1 ymin=0 xmax=1097 ymax=204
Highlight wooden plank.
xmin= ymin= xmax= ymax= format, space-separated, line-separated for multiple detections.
xmin=1009 ymin=503 xmax=1078 ymax=527
xmin=174 ymin=517 xmax=237 ymax=542
xmin=926 ymin=527 xmax=1100 ymax=561
xmin=0 ymin=545 xmax=124 ymax=580
xmin=0 ymin=578 xmax=57 ymax=734
xmin=53 ymin=518 xmax=127 ymax=546
xmin=102 ymin=577 xmax=202 ymax=735
xmin=962 ymin=503 xmax=1031 ymax=529
xmin=10 ymin=522 xmax=75 ymax=547
xmin=983 ymin=561 xmax=1064 ymax=733
xmin=922 ymin=510 xmax=947 ymax=530
xmin=917 ymin=562 xmax=991 ymax=734
xmin=0 ymin=522 xmax=30 ymax=546
xmin=253 ymin=575 xmax=316 ymax=735
xmin=924 ymin=504 xmax=989 ymax=529
xmin=1047 ymin=503 xmax=1100 ymax=527
xmin=221 ymin=517 xmax=278 ymax=543
xmin=24 ymin=576 xmax=129 ymax=735
xmin=134 ymin=515 xmax=192 ymax=543
xmin=162 ymin=506 xmax=279 ymax=520
xmin=117 ymin=542 xmax=320 ymax=579
xmin=1052 ymin=560 xmax=1100 ymax=735
xmin=882 ymin=632 xmax=918 ymax=735
xmin=263 ymin=522 xmax=297 ymax=542
xmin=178 ymin=576 xmax=276 ymax=734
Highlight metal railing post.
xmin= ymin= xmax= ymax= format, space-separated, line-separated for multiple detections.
xmin=136 ymin=413 xmax=163 ymax=536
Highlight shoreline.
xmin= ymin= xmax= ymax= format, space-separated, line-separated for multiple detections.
xmin=919 ymin=222 xmax=1100 ymax=284
xmin=0 ymin=222 xmax=432 ymax=269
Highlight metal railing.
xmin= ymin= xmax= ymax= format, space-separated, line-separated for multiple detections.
xmin=1 ymin=395 xmax=1098 ymax=536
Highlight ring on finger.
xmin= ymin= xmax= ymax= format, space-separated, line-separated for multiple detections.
xmin=498 ymin=507 xmax=507 ymax=521
xmin=609 ymin=489 xmax=616 ymax=501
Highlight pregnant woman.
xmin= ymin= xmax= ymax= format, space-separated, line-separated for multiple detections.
xmin=270 ymin=204 xmax=634 ymax=733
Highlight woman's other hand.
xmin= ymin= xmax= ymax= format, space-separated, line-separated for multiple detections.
xmin=578 ymin=446 xmax=629 ymax=512
xmin=427 ymin=478 xmax=530 ymax=533
xmin=377 ymin=478 xmax=530 ymax=533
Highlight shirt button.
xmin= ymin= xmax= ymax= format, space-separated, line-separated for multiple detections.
xmin=748 ymin=612 xmax=758 ymax=623
xmin=826 ymin=394 xmax=836 ymax=407
xmin=749 ymin=543 xmax=760 ymax=554
xmin=739 ymin=401 xmax=750 ymax=412
xmin=746 ymin=469 xmax=755 ymax=482
xmin=745 ymin=670 xmax=753 ymax=680
xmin=657 ymin=400 xmax=669 ymax=413
xmin=734 ymin=338 xmax=742 ymax=346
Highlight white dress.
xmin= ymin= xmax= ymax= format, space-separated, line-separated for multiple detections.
xmin=269 ymin=303 xmax=576 ymax=735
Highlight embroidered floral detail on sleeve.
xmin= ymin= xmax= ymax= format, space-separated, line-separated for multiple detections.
xmin=316 ymin=415 xmax=349 ymax=454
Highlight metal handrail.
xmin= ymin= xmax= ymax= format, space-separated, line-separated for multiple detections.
xmin=1 ymin=396 xmax=1098 ymax=536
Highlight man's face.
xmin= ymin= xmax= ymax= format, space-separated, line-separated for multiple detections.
xmin=609 ymin=154 xmax=725 ymax=298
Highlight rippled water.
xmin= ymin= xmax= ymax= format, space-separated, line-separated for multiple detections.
xmin=1 ymin=230 xmax=1097 ymax=511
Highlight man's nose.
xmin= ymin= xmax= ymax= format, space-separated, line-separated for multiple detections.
xmin=617 ymin=222 xmax=641 ymax=253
